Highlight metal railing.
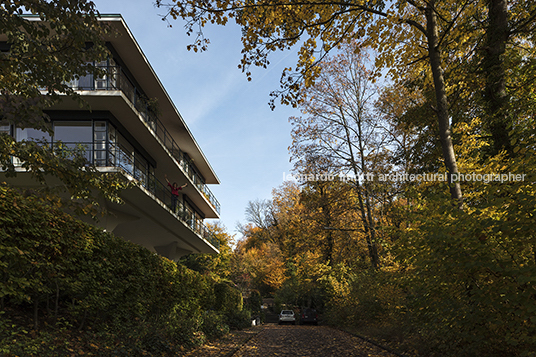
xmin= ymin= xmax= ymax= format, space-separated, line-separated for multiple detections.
xmin=69 ymin=66 xmax=221 ymax=214
xmin=53 ymin=141 xmax=220 ymax=250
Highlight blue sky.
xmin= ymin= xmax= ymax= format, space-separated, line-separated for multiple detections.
xmin=91 ymin=0 xmax=300 ymax=237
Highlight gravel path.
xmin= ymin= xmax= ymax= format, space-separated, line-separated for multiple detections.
xmin=183 ymin=323 xmax=399 ymax=357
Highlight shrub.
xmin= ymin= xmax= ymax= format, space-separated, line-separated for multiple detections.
xmin=0 ymin=185 xmax=237 ymax=355
xmin=214 ymin=281 xmax=243 ymax=312
xmin=224 ymin=309 xmax=252 ymax=330
xmin=200 ymin=311 xmax=230 ymax=340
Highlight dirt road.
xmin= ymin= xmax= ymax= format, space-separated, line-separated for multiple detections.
xmin=184 ymin=323 xmax=399 ymax=357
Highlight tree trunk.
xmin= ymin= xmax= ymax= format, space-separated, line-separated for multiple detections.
xmin=319 ymin=184 xmax=334 ymax=265
xmin=357 ymin=132 xmax=380 ymax=269
xmin=341 ymin=111 xmax=379 ymax=269
xmin=33 ymin=296 xmax=39 ymax=330
xmin=426 ymin=1 xmax=463 ymax=208
xmin=483 ymin=0 xmax=511 ymax=156
xmin=354 ymin=182 xmax=379 ymax=268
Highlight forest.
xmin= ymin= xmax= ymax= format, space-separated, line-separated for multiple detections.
xmin=1 ymin=0 xmax=536 ymax=356
xmin=230 ymin=40 xmax=536 ymax=351
xmin=158 ymin=0 xmax=536 ymax=355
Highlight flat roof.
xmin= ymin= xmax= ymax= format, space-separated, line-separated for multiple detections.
xmin=8 ymin=14 xmax=220 ymax=185
xmin=100 ymin=15 xmax=220 ymax=184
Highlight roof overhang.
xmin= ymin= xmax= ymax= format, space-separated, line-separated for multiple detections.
xmin=100 ymin=15 xmax=220 ymax=185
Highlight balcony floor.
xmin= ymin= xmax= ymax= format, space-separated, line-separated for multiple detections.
xmin=1 ymin=171 xmax=219 ymax=260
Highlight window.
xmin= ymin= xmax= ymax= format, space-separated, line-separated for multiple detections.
xmin=107 ymin=125 xmax=117 ymax=166
xmin=16 ymin=127 xmax=51 ymax=143
xmin=94 ymin=121 xmax=107 ymax=166
xmin=134 ymin=155 xmax=148 ymax=185
xmin=52 ymin=121 xmax=92 ymax=161
xmin=0 ymin=124 xmax=11 ymax=135
xmin=117 ymin=134 xmax=134 ymax=174
xmin=12 ymin=119 xmax=153 ymax=180
xmin=95 ymin=59 xmax=117 ymax=90
xmin=73 ymin=59 xmax=117 ymax=90
xmin=53 ymin=121 xmax=92 ymax=143
xmin=77 ymin=73 xmax=94 ymax=89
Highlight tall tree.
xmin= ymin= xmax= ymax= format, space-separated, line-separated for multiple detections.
xmin=289 ymin=43 xmax=382 ymax=268
xmin=479 ymin=0 xmax=536 ymax=156
xmin=157 ymin=0 xmax=472 ymax=204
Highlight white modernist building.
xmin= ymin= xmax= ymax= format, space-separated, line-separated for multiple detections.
xmin=0 ymin=14 xmax=221 ymax=260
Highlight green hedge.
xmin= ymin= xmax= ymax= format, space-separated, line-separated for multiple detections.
xmin=0 ymin=185 xmax=248 ymax=356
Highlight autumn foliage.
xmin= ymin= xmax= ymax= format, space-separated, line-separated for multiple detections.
xmin=231 ymin=37 xmax=536 ymax=356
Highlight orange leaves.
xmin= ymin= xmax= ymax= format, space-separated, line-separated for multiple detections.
xmin=234 ymin=240 xmax=287 ymax=292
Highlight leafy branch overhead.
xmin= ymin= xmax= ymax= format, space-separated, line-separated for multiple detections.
xmin=0 ymin=0 xmax=111 ymax=130
xmin=157 ymin=0 xmax=389 ymax=108
xmin=158 ymin=0 xmax=536 ymax=205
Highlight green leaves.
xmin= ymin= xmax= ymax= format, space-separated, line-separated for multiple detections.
xmin=0 ymin=134 xmax=129 ymax=217
xmin=1 ymin=1 xmax=110 ymax=127
xmin=0 ymin=185 xmax=240 ymax=355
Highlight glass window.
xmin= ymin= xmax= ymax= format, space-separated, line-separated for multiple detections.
xmin=93 ymin=121 xmax=107 ymax=148
xmin=0 ymin=124 xmax=11 ymax=135
xmin=93 ymin=121 xmax=107 ymax=166
xmin=95 ymin=60 xmax=110 ymax=90
xmin=117 ymin=134 xmax=134 ymax=174
xmin=94 ymin=121 xmax=106 ymax=132
xmin=94 ymin=150 xmax=106 ymax=166
xmin=134 ymin=155 xmax=148 ymax=185
xmin=107 ymin=126 xmax=117 ymax=166
xmin=107 ymin=125 xmax=116 ymax=143
xmin=53 ymin=121 xmax=92 ymax=143
xmin=94 ymin=130 xmax=106 ymax=141
xmin=78 ymin=73 xmax=94 ymax=89
xmin=16 ymin=127 xmax=51 ymax=142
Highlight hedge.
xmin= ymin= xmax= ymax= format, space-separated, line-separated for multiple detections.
xmin=0 ymin=185 xmax=247 ymax=356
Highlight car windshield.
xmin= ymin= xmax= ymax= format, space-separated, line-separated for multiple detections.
xmin=281 ymin=310 xmax=293 ymax=315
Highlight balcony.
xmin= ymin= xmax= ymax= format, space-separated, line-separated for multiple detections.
xmin=36 ymin=141 xmax=220 ymax=250
xmin=67 ymin=65 xmax=221 ymax=215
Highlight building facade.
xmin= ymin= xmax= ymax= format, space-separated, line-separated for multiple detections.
xmin=0 ymin=15 xmax=221 ymax=260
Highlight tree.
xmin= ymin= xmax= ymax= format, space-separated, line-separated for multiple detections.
xmin=289 ymin=43 xmax=382 ymax=268
xmin=232 ymin=236 xmax=286 ymax=295
xmin=157 ymin=0 xmax=463 ymax=202
xmin=244 ymin=198 xmax=275 ymax=231
xmin=178 ymin=222 xmax=234 ymax=279
xmin=1 ymin=0 xmax=109 ymax=128
xmin=0 ymin=1 xmax=126 ymax=213
xmin=375 ymin=81 xmax=441 ymax=176
xmin=159 ymin=0 xmax=536 ymax=206
xmin=479 ymin=0 xmax=536 ymax=156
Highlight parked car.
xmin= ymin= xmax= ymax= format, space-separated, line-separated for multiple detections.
xmin=300 ymin=308 xmax=318 ymax=325
xmin=278 ymin=310 xmax=296 ymax=325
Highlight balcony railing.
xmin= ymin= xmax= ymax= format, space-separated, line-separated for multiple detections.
xmin=68 ymin=66 xmax=221 ymax=215
xmin=48 ymin=141 xmax=220 ymax=250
